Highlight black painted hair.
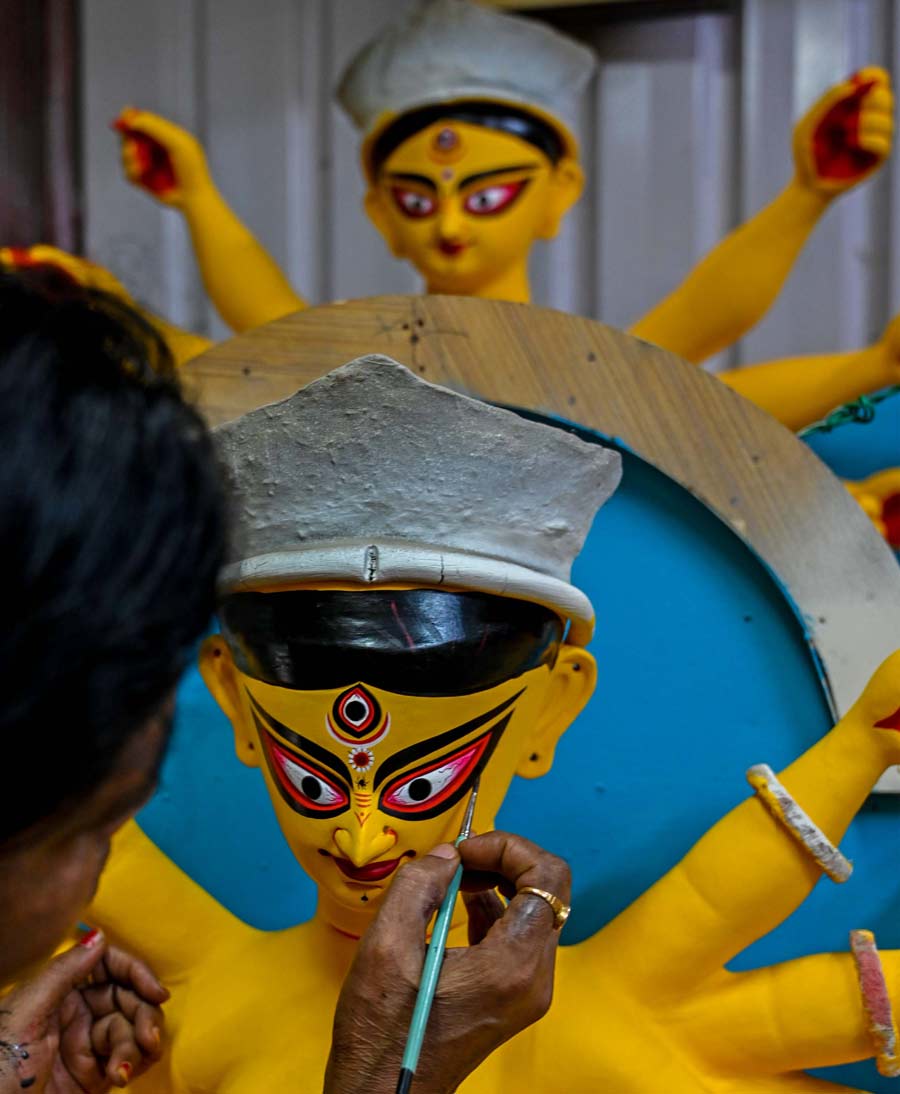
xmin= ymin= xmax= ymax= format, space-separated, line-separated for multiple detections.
xmin=220 ymin=588 xmax=564 ymax=697
xmin=0 ymin=270 xmax=226 ymax=844
xmin=369 ymin=100 xmax=565 ymax=175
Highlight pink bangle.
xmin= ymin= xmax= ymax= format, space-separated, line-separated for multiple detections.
xmin=851 ymin=928 xmax=900 ymax=1077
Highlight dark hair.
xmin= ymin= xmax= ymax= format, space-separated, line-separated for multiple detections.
xmin=0 ymin=271 xmax=226 ymax=843
xmin=370 ymin=100 xmax=565 ymax=175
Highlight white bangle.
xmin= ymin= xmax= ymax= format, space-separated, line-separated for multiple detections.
xmin=746 ymin=763 xmax=852 ymax=883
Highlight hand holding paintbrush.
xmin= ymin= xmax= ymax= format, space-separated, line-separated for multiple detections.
xmin=325 ymin=823 xmax=571 ymax=1094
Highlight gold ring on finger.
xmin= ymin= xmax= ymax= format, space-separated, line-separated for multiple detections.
xmin=518 ymin=886 xmax=570 ymax=931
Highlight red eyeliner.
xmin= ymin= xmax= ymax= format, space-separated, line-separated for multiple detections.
xmin=381 ymin=731 xmax=491 ymax=815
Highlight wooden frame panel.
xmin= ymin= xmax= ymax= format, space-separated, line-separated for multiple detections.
xmin=186 ymin=294 xmax=900 ymax=724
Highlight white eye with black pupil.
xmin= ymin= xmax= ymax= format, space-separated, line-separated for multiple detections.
xmin=391 ymin=764 xmax=457 ymax=806
xmin=283 ymin=760 xmax=343 ymax=806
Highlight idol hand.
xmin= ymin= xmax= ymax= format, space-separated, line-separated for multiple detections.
xmin=114 ymin=108 xmax=213 ymax=209
xmin=111 ymin=108 xmax=304 ymax=332
xmin=0 ymin=245 xmax=134 ymax=303
xmin=846 ymin=468 xmax=900 ymax=549
xmin=326 ymin=831 xmax=570 ymax=1094
xmin=0 ymin=929 xmax=167 ymax=1092
xmin=793 ymin=67 xmax=894 ymax=197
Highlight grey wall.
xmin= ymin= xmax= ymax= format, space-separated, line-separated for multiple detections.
xmin=81 ymin=0 xmax=900 ymax=369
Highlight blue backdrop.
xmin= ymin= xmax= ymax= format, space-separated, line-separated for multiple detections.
xmin=140 ymin=399 xmax=899 ymax=1091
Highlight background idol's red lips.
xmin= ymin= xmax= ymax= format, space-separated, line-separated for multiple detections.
xmin=438 ymin=240 xmax=467 ymax=256
xmin=333 ymin=856 xmax=403 ymax=883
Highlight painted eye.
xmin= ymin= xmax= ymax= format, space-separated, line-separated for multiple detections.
xmin=282 ymin=758 xmax=345 ymax=807
xmin=265 ymin=735 xmax=350 ymax=816
xmin=463 ymin=180 xmax=527 ymax=216
xmin=380 ymin=731 xmax=492 ymax=819
xmin=392 ymin=187 xmax=437 ymax=218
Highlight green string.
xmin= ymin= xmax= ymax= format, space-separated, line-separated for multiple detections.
xmin=798 ymin=384 xmax=900 ymax=438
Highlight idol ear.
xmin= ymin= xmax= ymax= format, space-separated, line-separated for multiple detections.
xmin=364 ymin=185 xmax=405 ymax=257
xmin=536 ymin=156 xmax=584 ymax=240
xmin=516 ymin=645 xmax=596 ymax=778
xmin=199 ymin=635 xmax=260 ymax=769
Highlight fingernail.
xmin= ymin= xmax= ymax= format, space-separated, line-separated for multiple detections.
xmin=80 ymin=927 xmax=103 ymax=948
xmin=116 ymin=1062 xmax=132 ymax=1086
xmin=151 ymin=1027 xmax=161 ymax=1049
xmin=427 ymin=843 xmax=457 ymax=860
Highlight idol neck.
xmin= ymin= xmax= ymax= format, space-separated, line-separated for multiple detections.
xmin=426 ymin=259 xmax=532 ymax=304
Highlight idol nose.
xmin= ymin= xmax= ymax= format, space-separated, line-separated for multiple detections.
xmin=333 ymin=824 xmax=397 ymax=867
xmin=437 ymin=199 xmax=465 ymax=242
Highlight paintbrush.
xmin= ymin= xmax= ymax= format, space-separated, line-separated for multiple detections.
xmin=395 ymin=775 xmax=481 ymax=1094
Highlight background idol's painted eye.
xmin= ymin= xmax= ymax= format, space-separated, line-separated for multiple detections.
xmin=265 ymin=735 xmax=350 ymax=817
xmin=392 ymin=187 xmax=437 ymax=218
xmin=380 ymin=731 xmax=492 ymax=820
xmin=462 ymin=180 xmax=527 ymax=216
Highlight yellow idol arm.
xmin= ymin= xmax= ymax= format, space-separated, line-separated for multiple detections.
xmin=683 ymin=955 xmax=876 ymax=1076
xmin=148 ymin=314 xmax=214 ymax=367
xmin=631 ymin=69 xmax=893 ymax=365
xmin=719 ymin=1077 xmax=863 ymax=1093
xmin=115 ymin=109 xmax=306 ymax=333
xmin=630 ymin=181 xmax=829 ymax=364
xmin=87 ymin=819 xmax=233 ymax=984
xmin=718 ymin=335 xmax=899 ymax=432
xmin=589 ymin=651 xmax=900 ymax=1000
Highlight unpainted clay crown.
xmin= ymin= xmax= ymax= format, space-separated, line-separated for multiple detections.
xmin=336 ymin=0 xmax=596 ymax=143
xmin=214 ymin=355 xmax=621 ymax=642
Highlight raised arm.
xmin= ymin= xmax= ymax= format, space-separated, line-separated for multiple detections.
xmin=718 ymin=310 xmax=900 ymax=431
xmin=115 ymin=109 xmax=306 ymax=333
xmin=631 ymin=69 xmax=894 ymax=364
xmin=586 ymin=650 xmax=900 ymax=1000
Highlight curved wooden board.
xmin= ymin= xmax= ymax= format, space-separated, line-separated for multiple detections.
xmin=184 ymin=294 xmax=900 ymax=721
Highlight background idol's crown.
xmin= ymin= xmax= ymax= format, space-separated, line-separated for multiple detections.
xmin=336 ymin=0 xmax=596 ymax=163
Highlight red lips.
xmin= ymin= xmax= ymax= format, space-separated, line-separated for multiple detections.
xmin=333 ymin=856 xmax=404 ymax=883
xmin=438 ymin=240 xmax=467 ymax=257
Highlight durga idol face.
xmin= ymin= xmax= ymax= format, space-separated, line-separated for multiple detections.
xmin=364 ymin=115 xmax=584 ymax=300
xmin=201 ymin=587 xmax=595 ymax=934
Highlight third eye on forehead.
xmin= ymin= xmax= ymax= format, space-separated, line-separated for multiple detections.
xmin=219 ymin=588 xmax=564 ymax=696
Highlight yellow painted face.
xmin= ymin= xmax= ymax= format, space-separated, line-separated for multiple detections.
xmin=364 ymin=120 xmax=582 ymax=297
xmin=201 ymin=603 xmax=595 ymax=930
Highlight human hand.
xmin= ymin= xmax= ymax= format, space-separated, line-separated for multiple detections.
xmin=113 ymin=108 xmax=212 ymax=208
xmin=0 ymin=929 xmax=167 ymax=1092
xmin=0 ymin=245 xmax=134 ymax=304
xmin=326 ymin=831 xmax=570 ymax=1094
xmin=793 ymin=67 xmax=893 ymax=196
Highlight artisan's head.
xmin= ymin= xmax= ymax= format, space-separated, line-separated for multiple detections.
xmin=201 ymin=356 xmax=620 ymax=934
xmin=0 ymin=272 xmax=225 ymax=981
xmin=337 ymin=0 xmax=594 ymax=300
